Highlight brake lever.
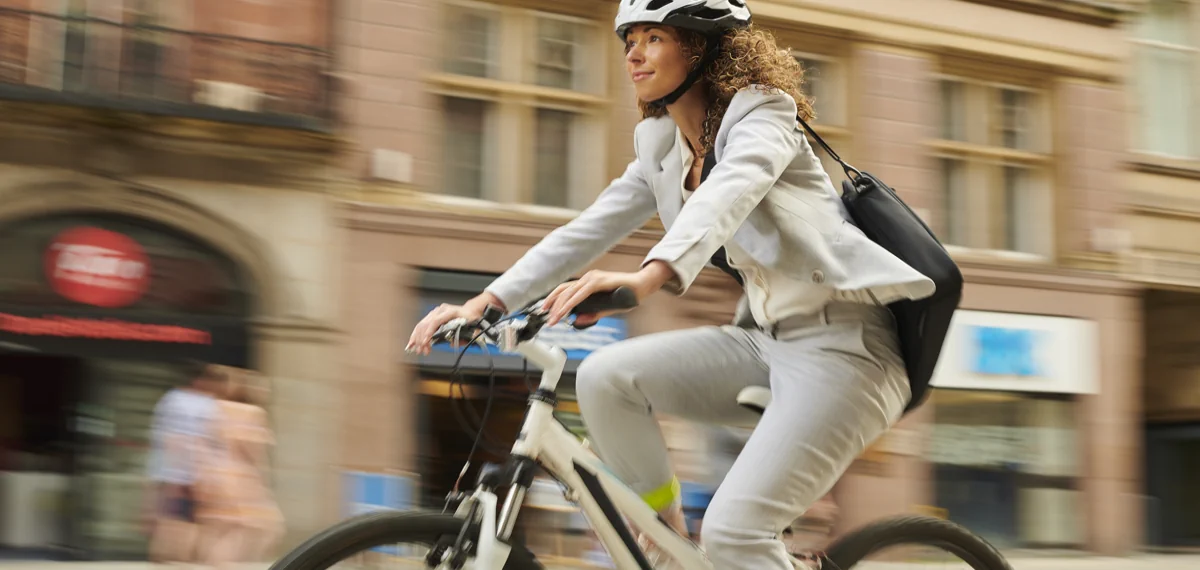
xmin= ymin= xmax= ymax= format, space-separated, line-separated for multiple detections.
xmin=432 ymin=317 xmax=479 ymax=345
xmin=433 ymin=302 xmax=513 ymax=346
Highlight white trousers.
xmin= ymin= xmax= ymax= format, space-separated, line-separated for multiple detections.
xmin=575 ymin=302 xmax=911 ymax=570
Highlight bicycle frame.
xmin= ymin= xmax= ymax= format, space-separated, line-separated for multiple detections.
xmin=460 ymin=333 xmax=711 ymax=570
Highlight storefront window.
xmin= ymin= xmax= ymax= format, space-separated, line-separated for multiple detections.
xmin=0 ymin=213 xmax=255 ymax=559
xmin=928 ymin=389 xmax=1082 ymax=548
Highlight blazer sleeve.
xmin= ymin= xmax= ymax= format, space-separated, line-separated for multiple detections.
xmin=641 ymin=90 xmax=801 ymax=295
xmin=485 ymin=145 xmax=659 ymax=312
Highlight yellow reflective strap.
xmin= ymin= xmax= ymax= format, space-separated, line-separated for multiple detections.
xmin=640 ymin=476 xmax=681 ymax=512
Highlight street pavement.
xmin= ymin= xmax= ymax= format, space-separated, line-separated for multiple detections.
xmin=4 ymin=555 xmax=1200 ymax=570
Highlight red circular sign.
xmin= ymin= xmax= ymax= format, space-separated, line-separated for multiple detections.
xmin=44 ymin=227 xmax=151 ymax=308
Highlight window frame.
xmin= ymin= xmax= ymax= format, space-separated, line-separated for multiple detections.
xmin=930 ymin=74 xmax=1055 ymax=260
xmin=440 ymin=0 xmax=503 ymax=81
xmin=790 ymin=50 xmax=848 ymax=129
xmin=431 ymin=0 xmax=610 ymax=212
xmin=1129 ymin=0 xmax=1198 ymax=160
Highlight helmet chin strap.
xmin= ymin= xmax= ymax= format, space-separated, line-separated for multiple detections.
xmin=647 ymin=35 xmax=721 ymax=110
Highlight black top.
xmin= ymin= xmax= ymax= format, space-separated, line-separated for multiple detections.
xmin=699 ymin=150 xmax=744 ymax=287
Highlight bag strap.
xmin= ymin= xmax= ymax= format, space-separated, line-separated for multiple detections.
xmin=796 ymin=114 xmax=862 ymax=181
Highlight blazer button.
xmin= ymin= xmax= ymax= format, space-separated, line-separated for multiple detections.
xmin=811 ymin=270 xmax=825 ymax=284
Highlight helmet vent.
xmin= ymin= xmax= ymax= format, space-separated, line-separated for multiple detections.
xmin=687 ymin=7 xmax=733 ymax=20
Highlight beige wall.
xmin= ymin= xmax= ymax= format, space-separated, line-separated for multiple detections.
xmin=1055 ymin=79 xmax=1128 ymax=257
xmin=334 ymin=0 xmax=439 ymax=184
xmin=851 ymin=45 xmax=938 ymax=219
xmin=755 ymin=0 xmax=1124 ymax=78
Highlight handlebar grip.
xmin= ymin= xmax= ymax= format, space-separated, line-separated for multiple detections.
xmin=570 ymin=286 xmax=639 ymax=316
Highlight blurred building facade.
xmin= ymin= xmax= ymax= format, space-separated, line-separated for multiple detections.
xmin=0 ymin=0 xmax=342 ymax=559
xmin=6 ymin=0 xmax=1200 ymax=564
xmin=1129 ymin=0 xmax=1200 ymax=550
xmin=333 ymin=0 xmax=1150 ymax=559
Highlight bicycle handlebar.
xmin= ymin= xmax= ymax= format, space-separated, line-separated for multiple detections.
xmin=564 ymin=286 xmax=639 ymax=315
xmin=431 ymin=286 xmax=640 ymax=346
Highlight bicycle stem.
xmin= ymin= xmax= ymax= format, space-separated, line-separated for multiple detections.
xmin=515 ymin=338 xmax=567 ymax=392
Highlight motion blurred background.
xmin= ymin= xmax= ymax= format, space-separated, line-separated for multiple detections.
xmin=0 ymin=0 xmax=1197 ymax=566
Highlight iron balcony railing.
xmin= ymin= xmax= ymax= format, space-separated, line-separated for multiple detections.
xmin=0 ymin=7 xmax=333 ymax=131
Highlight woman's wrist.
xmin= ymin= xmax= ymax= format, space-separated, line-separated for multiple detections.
xmin=466 ymin=291 xmax=507 ymax=315
xmin=635 ymin=260 xmax=677 ymax=299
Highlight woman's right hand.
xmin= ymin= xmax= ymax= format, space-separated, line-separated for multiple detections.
xmin=405 ymin=292 xmax=505 ymax=355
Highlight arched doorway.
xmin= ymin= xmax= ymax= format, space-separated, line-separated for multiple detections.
xmin=0 ymin=212 xmax=256 ymax=560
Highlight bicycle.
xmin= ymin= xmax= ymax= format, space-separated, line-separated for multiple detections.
xmin=270 ymin=287 xmax=1012 ymax=570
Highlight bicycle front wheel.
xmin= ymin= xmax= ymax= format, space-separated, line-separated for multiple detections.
xmin=270 ymin=511 xmax=543 ymax=570
xmin=824 ymin=516 xmax=1012 ymax=570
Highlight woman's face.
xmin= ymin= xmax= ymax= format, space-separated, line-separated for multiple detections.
xmin=624 ymin=24 xmax=690 ymax=102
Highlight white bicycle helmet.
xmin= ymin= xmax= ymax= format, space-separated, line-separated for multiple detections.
xmin=615 ymin=0 xmax=752 ymax=40
xmin=615 ymin=0 xmax=752 ymax=108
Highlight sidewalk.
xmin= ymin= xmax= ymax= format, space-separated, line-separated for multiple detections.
xmin=4 ymin=556 xmax=1200 ymax=570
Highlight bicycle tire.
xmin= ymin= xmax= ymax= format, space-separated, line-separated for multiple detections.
xmin=269 ymin=511 xmax=543 ymax=570
xmin=824 ymin=515 xmax=1012 ymax=570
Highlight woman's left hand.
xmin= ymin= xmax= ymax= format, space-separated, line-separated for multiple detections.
xmin=543 ymin=261 xmax=677 ymax=327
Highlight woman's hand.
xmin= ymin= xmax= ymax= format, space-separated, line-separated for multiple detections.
xmin=542 ymin=261 xmax=677 ymax=327
xmin=406 ymin=292 xmax=506 ymax=355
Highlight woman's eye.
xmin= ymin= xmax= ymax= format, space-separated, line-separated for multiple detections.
xmin=648 ymin=35 xmax=660 ymax=43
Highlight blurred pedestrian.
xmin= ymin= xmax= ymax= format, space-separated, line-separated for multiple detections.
xmin=197 ymin=366 xmax=284 ymax=570
xmin=143 ymin=360 xmax=225 ymax=564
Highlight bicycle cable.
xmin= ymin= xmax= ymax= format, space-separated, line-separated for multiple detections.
xmin=450 ymin=336 xmax=507 ymax=456
xmin=443 ymin=314 xmax=523 ymax=494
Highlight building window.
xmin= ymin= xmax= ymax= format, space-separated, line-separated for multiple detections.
xmin=443 ymin=3 xmax=499 ymax=79
xmin=1133 ymin=0 xmax=1195 ymax=158
xmin=534 ymin=108 xmax=573 ymax=208
xmin=62 ymin=0 xmax=89 ymax=91
xmin=535 ymin=16 xmax=584 ymax=90
xmin=442 ymin=97 xmax=491 ymax=200
xmin=793 ymin=53 xmax=848 ymax=184
xmin=932 ymin=77 xmax=1053 ymax=256
xmin=435 ymin=2 xmax=607 ymax=209
xmin=928 ymin=390 xmax=1082 ymax=548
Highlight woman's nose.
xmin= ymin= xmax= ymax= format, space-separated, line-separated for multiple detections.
xmin=625 ymin=45 xmax=644 ymax=64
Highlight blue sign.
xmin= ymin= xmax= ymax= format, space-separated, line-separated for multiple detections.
xmin=423 ymin=303 xmax=627 ymax=361
xmin=967 ymin=325 xmax=1045 ymax=377
xmin=343 ymin=471 xmax=418 ymax=555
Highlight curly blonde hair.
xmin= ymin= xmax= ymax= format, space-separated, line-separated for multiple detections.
xmin=638 ymin=24 xmax=815 ymax=156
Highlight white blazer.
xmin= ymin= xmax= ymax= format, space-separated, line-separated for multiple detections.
xmin=486 ymin=86 xmax=935 ymax=319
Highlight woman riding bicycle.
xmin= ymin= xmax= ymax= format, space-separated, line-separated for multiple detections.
xmin=407 ymin=1 xmax=935 ymax=568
